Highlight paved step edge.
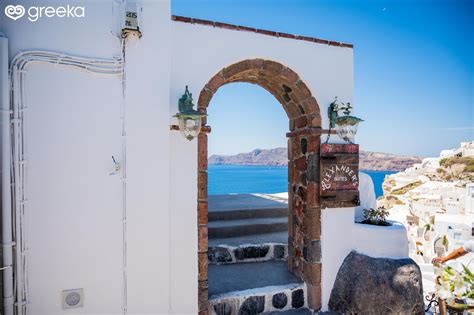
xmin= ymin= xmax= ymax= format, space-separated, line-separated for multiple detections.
xmin=209 ymin=243 xmax=288 ymax=265
xmin=209 ymin=283 xmax=307 ymax=315
xmin=208 ymin=217 xmax=288 ymax=228
xmin=209 ymin=207 xmax=288 ymax=221
xmin=208 ymin=221 xmax=288 ymax=239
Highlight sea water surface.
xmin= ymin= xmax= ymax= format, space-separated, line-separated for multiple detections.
xmin=208 ymin=165 xmax=396 ymax=198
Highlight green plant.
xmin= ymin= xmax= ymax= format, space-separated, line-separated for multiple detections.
xmin=440 ymin=158 xmax=448 ymax=166
xmin=391 ymin=180 xmax=422 ymax=195
xmin=441 ymin=156 xmax=474 ymax=168
xmin=466 ymin=164 xmax=474 ymax=172
xmin=362 ymin=207 xmax=390 ymax=226
xmin=442 ymin=235 xmax=448 ymax=247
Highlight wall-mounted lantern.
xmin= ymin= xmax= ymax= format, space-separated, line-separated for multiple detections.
xmin=328 ymin=97 xmax=363 ymax=143
xmin=173 ymin=86 xmax=207 ymax=141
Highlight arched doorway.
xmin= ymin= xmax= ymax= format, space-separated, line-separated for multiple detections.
xmin=196 ymin=59 xmax=323 ymax=312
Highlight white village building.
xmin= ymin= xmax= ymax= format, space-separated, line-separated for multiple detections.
xmin=440 ymin=141 xmax=474 ymax=158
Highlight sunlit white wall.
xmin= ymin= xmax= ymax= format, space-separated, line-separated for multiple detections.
xmin=170 ymin=20 xmax=354 ymax=312
xmin=1 ymin=0 xmax=358 ymax=313
xmin=1 ymin=1 xmax=172 ymax=314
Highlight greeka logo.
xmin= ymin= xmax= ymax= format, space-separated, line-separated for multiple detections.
xmin=4 ymin=4 xmax=85 ymax=22
xmin=4 ymin=5 xmax=25 ymax=20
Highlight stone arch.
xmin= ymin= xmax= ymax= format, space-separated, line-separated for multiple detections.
xmin=196 ymin=59 xmax=323 ymax=313
xmin=197 ymin=59 xmax=321 ymax=128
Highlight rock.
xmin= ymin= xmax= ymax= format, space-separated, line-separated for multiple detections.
xmin=328 ymin=251 xmax=424 ymax=315
xmin=272 ymin=292 xmax=288 ymax=309
xmin=213 ymin=302 xmax=232 ymax=315
xmin=291 ymin=289 xmax=304 ymax=308
xmin=273 ymin=244 xmax=286 ymax=259
xmin=234 ymin=245 xmax=269 ymax=261
xmin=208 ymin=246 xmax=233 ymax=264
xmin=239 ymin=296 xmax=265 ymax=315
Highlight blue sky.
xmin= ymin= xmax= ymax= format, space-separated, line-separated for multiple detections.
xmin=172 ymin=0 xmax=473 ymax=157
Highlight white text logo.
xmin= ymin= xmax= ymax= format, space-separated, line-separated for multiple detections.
xmin=4 ymin=4 xmax=85 ymax=22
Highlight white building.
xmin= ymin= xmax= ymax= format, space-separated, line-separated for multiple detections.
xmin=421 ymin=157 xmax=441 ymax=174
xmin=466 ymin=183 xmax=474 ymax=215
xmin=439 ymin=141 xmax=474 ymax=158
xmin=0 ymin=1 xmax=409 ymax=314
xmin=460 ymin=141 xmax=474 ymax=157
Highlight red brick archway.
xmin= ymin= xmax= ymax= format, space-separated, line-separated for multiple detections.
xmin=196 ymin=59 xmax=323 ymax=313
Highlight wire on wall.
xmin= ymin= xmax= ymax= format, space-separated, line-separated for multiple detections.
xmin=9 ymin=51 xmax=123 ymax=315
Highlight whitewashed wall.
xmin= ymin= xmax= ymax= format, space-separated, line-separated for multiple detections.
xmin=1 ymin=1 xmax=172 ymax=314
xmin=320 ymin=207 xmax=355 ymax=310
xmin=169 ymin=20 xmax=354 ymax=313
xmin=0 ymin=0 xmax=378 ymax=313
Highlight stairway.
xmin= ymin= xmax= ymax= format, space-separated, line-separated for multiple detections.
xmin=208 ymin=194 xmax=289 ymax=264
xmin=208 ymin=193 xmax=289 ymax=240
xmin=207 ymin=194 xmax=309 ymax=314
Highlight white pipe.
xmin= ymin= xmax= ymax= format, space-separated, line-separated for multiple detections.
xmin=0 ymin=35 xmax=14 ymax=315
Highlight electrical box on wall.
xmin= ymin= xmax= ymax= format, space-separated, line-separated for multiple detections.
xmin=122 ymin=2 xmax=142 ymax=38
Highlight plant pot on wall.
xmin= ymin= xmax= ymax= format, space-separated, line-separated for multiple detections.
xmin=353 ymin=221 xmax=409 ymax=259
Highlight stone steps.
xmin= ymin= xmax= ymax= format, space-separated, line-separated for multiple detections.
xmin=208 ymin=217 xmax=288 ymax=239
xmin=209 ymin=231 xmax=288 ymax=247
xmin=208 ymin=261 xmax=306 ymax=314
xmin=208 ymin=194 xmax=288 ymax=240
xmin=209 ymin=207 xmax=288 ymax=221
xmin=208 ymin=194 xmax=288 ymax=213
xmin=269 ymin=310 xmax=340 ymax=314
xmin=209 ymin=194 xmax=287 ymax=220
xmin=268 ymin=309 xmax=313 ymax=314
xmin=208 ymin=194 xmax=296 ymax=313
xmin=208 ymin=243 xmax=287 ymax=265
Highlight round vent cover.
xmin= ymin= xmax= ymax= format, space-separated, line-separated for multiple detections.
xmin=62 ymin=288 xmax=84 ymax=309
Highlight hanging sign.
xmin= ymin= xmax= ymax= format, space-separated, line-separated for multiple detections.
xmin=320 ymin=143 xmax=360 ymax=207
xmin=321 ymin=163 xmax=358 ymax=191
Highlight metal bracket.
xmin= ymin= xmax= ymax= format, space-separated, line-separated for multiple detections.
xmin=425 ymin=292 xmax=439 ymax=312
xmin=0 ymin=265 xmax=12 ymax=271
xmin=170 ymin=124 xmax=212 ymax=134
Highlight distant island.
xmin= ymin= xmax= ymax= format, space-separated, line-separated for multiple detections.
xmin=208 ymin=147 xmax=422 ymax=171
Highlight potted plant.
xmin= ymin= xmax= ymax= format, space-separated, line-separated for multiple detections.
xmin=360 ymin=207 xmax=392 ymax=226
xmin=354 ymin=207 xmax=408 ymax=259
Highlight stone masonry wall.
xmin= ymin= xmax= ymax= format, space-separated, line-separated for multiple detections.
xmin=287 ymin=132 xmax=322 ymax=310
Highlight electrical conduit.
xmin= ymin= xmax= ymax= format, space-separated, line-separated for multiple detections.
xmin=1 ymin=34 xmax=14 ymax=315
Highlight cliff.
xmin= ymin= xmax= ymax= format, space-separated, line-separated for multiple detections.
xmin=209 ymin=147 xmax=422 ymax=171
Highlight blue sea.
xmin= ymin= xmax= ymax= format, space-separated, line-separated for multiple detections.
xmin=208 ymin=165 xmax=396 ymax=198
